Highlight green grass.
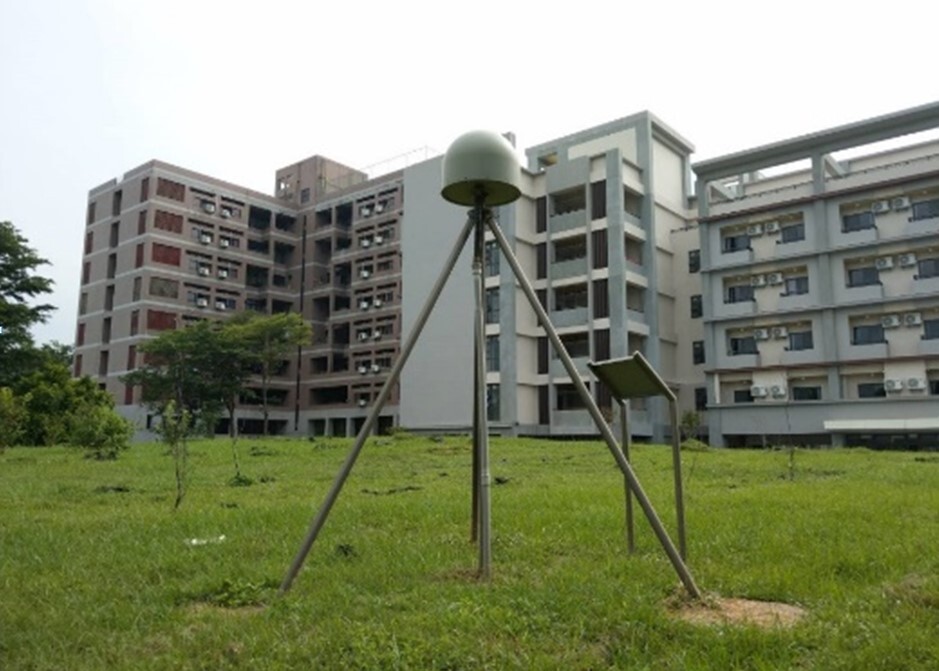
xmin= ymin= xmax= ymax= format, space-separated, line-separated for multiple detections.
xmin=1 ymin=437 xmax=937 ymax=670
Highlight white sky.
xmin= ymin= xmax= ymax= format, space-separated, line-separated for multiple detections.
xmin=2 ymin=0 xmax=937 ymax=345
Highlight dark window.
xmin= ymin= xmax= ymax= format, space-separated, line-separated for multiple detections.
xmin=780 ymin=223 xmax=805 ymax=243
xmin=485 ymin=288 xmax=500 ymax=324
xmin=591 ymin=229 xmax=608 ymax=269
xmin=86 ymin=202 xmax=96 ymax=226
xmin=538 ymin=386 xmax=549 ymax=424
xmin=690 ymin=294 xmax=702 ymax=318
xmin=556 ymin=384 xmax=586 ymax=410
xmin=930 ymin=380 xmax=939 ymax=395
xmin=109 ymin=222 xmax=119 ymax=248
xmin=594 ymin=329 xmax=610 ymax=361
xmin=486 ymin=384 xmax=500 ymax=421
xmin=694 ymin=387 xmax=707 ymax=411
xmin=692 ymin=340 xmax=705 ymax=365
xmin=84 ymin=231 xmax=93 ymax=254
xmin=154 ymin=210 xmax=183 ymax=233
xmin=624 ymin=189 xmax=642 ymax=217
xmin=558 ymin=331 xmax=590 ymax=359
xmin=101 ymin=317 xmax=111 ymax=344
xmin=535 ymin=197 xmax=547 ymax=233
xmin=137 ymin=211 xmax=147 ymax=234
xmin=788 ymin=331 xmax=814 ymax=351
xmin=111 ymin=190 xmax=122 ymax=216
xmin=537 ymin=337 xmax=548 ymax=374
xmin=917 ymin=257 xmax=939 ymax=279
xmin=725 ymin=284 xmax=754 ymax=303
xmin=922 ymin=318 xmax=939 ymax=340
xmin=81 ymin=261 xmax=90 ymax=284
xmin=722 ymin=233 xmax=749 ymax=253
xmin=156 ymin=178 xmax=185 ymax=202
xmin=858 ymin=382 xmax=886 ymax=398
xmin=792 ymin=386 xmax=821 ymax=401
xmin=98 ymin=350 xmax=109 ymax=376
xmin=536 ymin=243 xmax=547 ymax=279
xmin=847 ymin=267 xmax=879 ymax=287
xmin=554 ymin=283 xmax=588 ymax=311
xmin=76 ymin=323 xmax=85 ymax=347
xmin=783 ymin=276 xmax=809 ymax=296
xmin=486 ymin=335 xmax=499 ymax=372
xmin=484 ymin=240 xmax=500 ymax=277
xmin=911 ymin=198 xmax=939 ymax=221
xmin=590 ymin=180 xmax=606 ymax=220
xmin=74 ymin=354 xmax=83 ymax=377
xmin=151 ymin=243 xmax=181 ymax=266
xmin=842 ymin=211 xmax=875 ymax=232
xmin=106 ymin=253 xmax=117 ymax=279
xmin=734 ymin=389 xmax=754 ymax=403
xmin=593 ymin=279 xmax=609 ymax=319
xmin=852 ymin=324 xmax=885 ymax=345
xmin=729 ymin=336 xmax=757 ymax=355
xmin=688 ymin=249 xmax=700 ymax=273
xmin=300 ymin=187 xmax=311 ymax=204
xmin=140 ymin=177 xmax=149 ymax=202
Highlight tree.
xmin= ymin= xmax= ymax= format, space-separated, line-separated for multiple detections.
xmin=0 ymin=387 xmax=26 ymax=451
xmin=0 ymin=221 xmax=55 ymax=388
xmin=229 ymin=312 xmax=310 ymax=435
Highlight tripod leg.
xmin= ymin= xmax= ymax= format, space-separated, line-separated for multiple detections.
xmin=485 ymin=216 xmax=702 ymax=600
xmin=280 ymin=214 xmax=476 ymax=593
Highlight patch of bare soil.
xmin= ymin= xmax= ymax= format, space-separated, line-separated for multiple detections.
xmin=670 ymin=596 xmax=807 ymax=628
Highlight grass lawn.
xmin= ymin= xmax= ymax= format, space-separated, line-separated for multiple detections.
xmin=1 ymin=436 xmax=937 ymax=670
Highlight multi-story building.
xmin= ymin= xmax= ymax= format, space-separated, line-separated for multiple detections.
xmin=693 ymin=101 xmax=939 ymax=448
xmin=76 ymin=102 xmax=939 ymax=446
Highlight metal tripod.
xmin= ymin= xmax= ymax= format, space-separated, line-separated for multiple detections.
xmin=280 ymin=204 xmax=701 ymax=599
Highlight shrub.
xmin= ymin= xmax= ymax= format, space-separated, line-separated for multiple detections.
xmin=0 ymin=387 xmax=26 ymax=450
xmin=68 ymin=404 xmax=134 ymax=460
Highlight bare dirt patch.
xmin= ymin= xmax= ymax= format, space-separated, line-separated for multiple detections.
xmin=669 ymin=595 xmax=807 ymax=628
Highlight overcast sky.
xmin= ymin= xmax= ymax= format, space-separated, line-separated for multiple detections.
xmin=2 ymin=0 xmax=937 ymax=346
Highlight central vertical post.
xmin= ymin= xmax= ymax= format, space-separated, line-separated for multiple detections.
xmin=472 ymin=195 xmax=492 ymax=579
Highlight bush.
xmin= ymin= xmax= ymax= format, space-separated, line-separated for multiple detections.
xmin=68 ymin=404 xmax=134 ymax=460
xmin=0 ymin=387 xmax=26 ymax=450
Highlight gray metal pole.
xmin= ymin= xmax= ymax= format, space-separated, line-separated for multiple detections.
xmin=473 ymin=202 xmax=492 ymax=579
xmin=486 ymin=215 xmax=702 ymax=599
xmin=669 ymin=397 xmax=688 ymax=560
xmin=280 ymin=215 xmax=476 ymax=593
xmin=619 ymin=399 xmax=635 ymax=554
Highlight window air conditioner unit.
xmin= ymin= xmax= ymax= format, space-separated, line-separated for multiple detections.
xmin=771 ymin=385 xmax=787 ymax=398
xmin=871 ymin=200 xmax=890 ymax=214
xmin=359 ymin=300 xmax=370 ymax=310
xmin=372 ymin=331 xmax=382 ymax=340
xmin=358 ymin=332 xmax=369 ymax=341
xmin=907 ymin=377 xmax=926 ymax=391
xmin=374 ymin=203 xmax=385 ymax=214
xmin=904 ymin=312 xmax=922 ymax=326
xmin=373 ymin=299 xmax=382 ymax=308
xmin=199 ymin=234 xmax=212 ymax=244
xmin=772 ymin=326 xmax=788 ymax=339
xmin=764 ymin=221 xmax=781 ymax=234
xmin=875 ymin=256 xmax=894 ymax=270
xmin=218 ymin=269 xmax=229 ymax=279
xmin=754 ymin=328 xmax=770 ymax=341
xmin=360 ymin=269 xmax=371 ymax=279
xmin=361 ymin=207 xmax=372 ymax=218
xmin=202 ymin=202 xmax=216 ymax=214
xmin=884 ymin=378 xmax=904 ymax=392
xmin=196 ymin=297 xmax=208 ymax=308
xmin=371 ymin=364 xmax=380 ymax=373
xmin=898 ymin=253 xmax=917 ymax=268
xmin=374 ymin=235 xmax=384 ymax=244
xmin=358 ymin=365 xmax=368 ymax=375
xmin=750 ymin=274 xmax=766 ymax=287
xmin=358 ymin=399 xmax=367 ymax=407
xmin=362 ymin=239 xmax=371 ymax=248
xmin=746 ymin=223 xmax=764 ymax=236
xmin=220 ymin=209 xmax=231 ymax=219
xmin=215 ymin=301 xmax=227 ymax=311
xmin=767 ymin=272 xmax=784 ymax=285
xmin=750 ymin=385 xmax=768 ymax=398
xmin=881 ymin=314 xmax=901 ymax=329
xmin=198 ymin=266 xmax=210 ymax=276
xmin=219 ymin=238 xmax=229 ymax=248
xmin=891 ymin=196 xmax=911 ymax=211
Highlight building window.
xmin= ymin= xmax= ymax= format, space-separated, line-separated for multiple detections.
xmin=554 ymin=283 xmax=588 ymax=311
xmin=154 ymin=210 xmax=183 ymax=233
xmin=788 ymin=330 xmax=814 ymax=351
xmin=688 ymin=249 xmax=700 ymax=273
xmin=484 ymin=240 xmax=500 ymax=277
xmin=74 ymin=354 xmax=82 ymax=377
xmin=783 ymin=276 xmax=809 ymax=296
xmin=722 ymin=232 xmax=749 ymax=253
xmin=102 ymin=317 xmax=112 ymax=344
xmin=535 ymin=197 xmax=547 ymax=233
xmin=780 ymin=223 xmax=805 ymax=243
xmin=858 ymin=382 xmax=886 ymax=398
xmin=556 ymin=384 xmax=586 ymax=411
xmin=558 ymin=331 xmax=590 ymax=359
xmin=733 ymin=389 xmax=754 ymax=404
xmin=485 ymin=287 xmax=500 ymax=324
xmin=692 ymin=340 xmax=705 ymax=365
xmin=486 ymin=384 xmax=500 ymax=421
xmin=852 ymin=324 xmax=885 ymax=345
xmin=84 ymin=231 xmax=93 ymax=254
xmin=79 ymin=293 xmax=88 ymax=315
xmin=847 ymin=266 xmax=879 ymax=287
xmin=917 ymin=257 xmax=939 ymax=279
xmin=486 ymin=335 xmax=499 ymax=372
xmin=81 ymin=261 xmax=90 ymax=285
xmin=300 ymin=187 xmax=311 ymax=204
xmin=76 ymin=323 xmax=85 ymax=347
xmin=792 ymin=386 xmax=821 ymax=401
xmin=156 ymin=177 xmax=185 ymax=202
xmin=86 ymin=202 xmax=96 ymax=226
xmin=911 ymin=198 xmax=939 ymax=221
xmin=138 ymin=211 xmax=147 ymax=234
xmin=98 ymin=350 xmax=109 ymax=376
xmin=140 ymin=177 xmax=149 ymax=202
xmin=729 ymin=335 xmax=757 ymax=356
xmin=930 ymin=380 xmax=939 ymax=395
xmin=109 ymin=221 xmax=120 ymax=248
xmin=111 ymin=190 xmax=122 ymax=216
xmin=690 ymin=295 xmax=702 ymax=318
xmin=590 ymin=180 xmax=606 ymax=220
xmin=725 ymin=284 xmax=754 ymax=304
xmin=106 ymin=253 xmax=117 ymax=279
xmin=922 ymin=318 xmax=939 ymax=340
xmin=129 ymin=310 xmax=139 ymax=336
xmin=842 ymin=211 xmax=875 ymax=232
xmin=694 ymin=387 xmax=707 ymax=411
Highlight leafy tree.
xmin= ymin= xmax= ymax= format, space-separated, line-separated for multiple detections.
xmin=0 ymin=221 xmax=55 ymax=388
xmin=229 ymin=312 xmax=310 ymax=435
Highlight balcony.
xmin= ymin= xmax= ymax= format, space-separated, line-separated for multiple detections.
xmin=777 ymin=292 xmax=815 ymax=311
xmin=715 ymin=248 xmax=754 ymax=268
xmin=911 ymin=275 xmax=939 ymax=296
xmin=781 ymin=348 xmax=822 ymax=365
xmin=843 ymin=283 xmax=884 ymax=303
xmin=919 ymin=338 xmax=939 ymax=356
xmin=550 ymin=210 xmax=587 ymax=234
xmin=552 ymin=306 xmax=589 ymax=328
xmin=550 ymin=257 xmax=588 ymax=281
xmin=841 ymin=342 xmax=888 ymax=361
xmin=719 ymin=299 xmax=757 ymax=318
